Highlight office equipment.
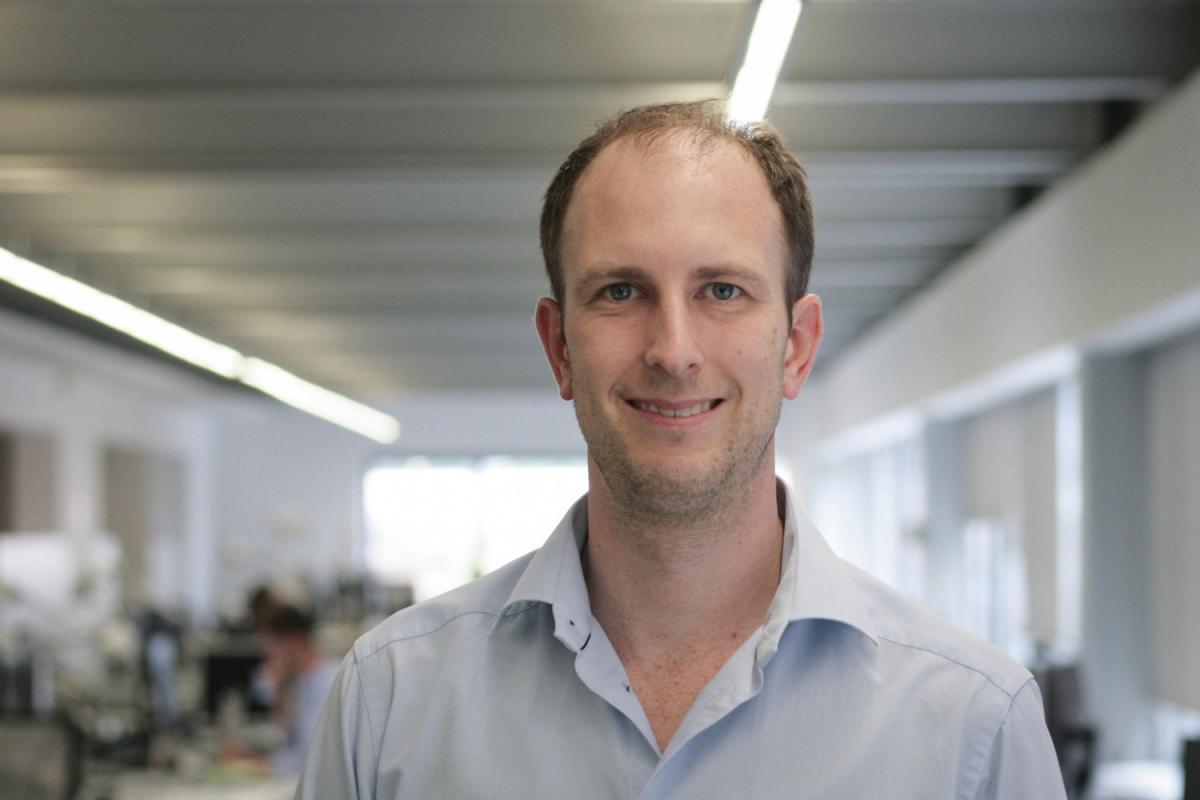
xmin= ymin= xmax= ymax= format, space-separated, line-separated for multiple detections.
xmin=0 ymin=716 xmax=83 ymax=799
xmin=1184 ymin=738 xmax=1199 ymax=800
xmin=1032 ymin=664 xmax=1096 ymax=799
xmin=202 ymin=649 xmax=270 ymax=721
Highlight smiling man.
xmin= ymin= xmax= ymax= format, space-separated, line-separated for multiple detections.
xmin=297 ymin=101 xmax=1067 ymax=799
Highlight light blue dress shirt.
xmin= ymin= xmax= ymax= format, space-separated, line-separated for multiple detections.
xmin=297 ymin=486 xmax=1066 ymax=799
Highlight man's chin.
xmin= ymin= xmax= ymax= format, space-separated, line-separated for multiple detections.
xmin=603 ymin=460 xmax=740 ymax=521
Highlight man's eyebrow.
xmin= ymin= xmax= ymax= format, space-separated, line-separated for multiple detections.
xmin=574 ymin=265 xmax=651 ymax=294
xmin=573 ymin=264 xmax=771 ymax=296
xmin=693 ymin=265 xmax=768 ymax=286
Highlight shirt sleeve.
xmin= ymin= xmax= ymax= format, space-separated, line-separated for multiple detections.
xmin=294 ymin=653 xmax=378 ymax=800
xmin=972 ymin=678 xmax=1068 ymax=800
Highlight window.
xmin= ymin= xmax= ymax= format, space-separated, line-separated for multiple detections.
xmin=362 ymin=456 xmax=588 ymax=602
xmin=963 ymin=517 xmax=1031 ymax=661
xmin=809 ymin=438 xmax=927 ymax=600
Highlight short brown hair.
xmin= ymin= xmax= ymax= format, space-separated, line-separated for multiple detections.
xmin=261 ymin=604 xmax=315 ymax=638
xmin=539 ymin=99 xmax=814 ymax=308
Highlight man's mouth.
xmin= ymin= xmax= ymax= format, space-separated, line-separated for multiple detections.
xmin=627 ymin=399 xmax=722 ymax=419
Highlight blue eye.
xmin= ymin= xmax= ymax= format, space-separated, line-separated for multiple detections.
xmin=710 ymin=282 xmax=740 ymax=300
xmin=605 ymin=283 xmax=635 ymax=301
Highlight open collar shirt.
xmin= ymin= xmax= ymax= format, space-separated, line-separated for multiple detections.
xmin=297 ymin=485 xmax=1066 ymax=799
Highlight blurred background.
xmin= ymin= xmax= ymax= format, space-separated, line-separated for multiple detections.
xmin=0 ymin=1 xmax=1198 ymax=798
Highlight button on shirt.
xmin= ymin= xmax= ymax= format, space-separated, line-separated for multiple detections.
xmin=297 ymin=486 xmax=1066 ymax=799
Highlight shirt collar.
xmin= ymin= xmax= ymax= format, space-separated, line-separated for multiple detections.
xmin=497 ymin=481 xmax=878 ymax=651
xmin=773 ymin=480 xmax=879 ymax=645
xmin=498 ymin=494 xmax=594 ymax=651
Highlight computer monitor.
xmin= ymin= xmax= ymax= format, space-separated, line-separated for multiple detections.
xmin=202 ymin=650 xmax=271 ymax=720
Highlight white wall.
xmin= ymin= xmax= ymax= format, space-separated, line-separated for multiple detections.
xmin=797 ymin=66 xmax=1200 ymax=444
xmin=0 ymin=308 xmax=221 ymax=621
xmin=208 ymin=390 xmax=585 ymax=614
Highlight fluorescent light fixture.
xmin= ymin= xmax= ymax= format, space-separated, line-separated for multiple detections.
xmin=240 ymin=358 xmax=401 ymax=444
xmin=0 ymin=246 xmax=243 ymax=378
xmin=0 ymin=245 xmax=401 ymax=444
xmin=727 ymin=0 xmax=803 ymax=124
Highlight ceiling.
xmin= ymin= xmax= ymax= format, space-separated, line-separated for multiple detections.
xmin=0 ymin=0 xmax=1196 ymax=399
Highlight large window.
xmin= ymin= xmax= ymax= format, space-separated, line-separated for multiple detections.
xmin=362 ymin=456 xmax=588 ymax=602
xmin=959 ymin=389 xmax=1061 ymax=662
xmin=809 ymin=437 xmax=927 ymax=601
xmin=962 ymin=517 xmax=1029 ymax=659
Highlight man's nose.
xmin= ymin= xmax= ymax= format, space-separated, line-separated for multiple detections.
xmin=643 ymin=299 xmax=703 ymax=377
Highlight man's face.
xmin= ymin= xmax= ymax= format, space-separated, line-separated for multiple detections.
xmin=262 ymin=632 xmax=303 ymax=681
xmin=536 ymin=134 xmax=821 ymax=521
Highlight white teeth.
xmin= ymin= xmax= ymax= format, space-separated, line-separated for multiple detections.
xmin=636 ymin=401 xmax=713 ymax=418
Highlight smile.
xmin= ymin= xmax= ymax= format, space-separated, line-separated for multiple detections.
xmin=629 ymin=399 xmax=720 ymax=418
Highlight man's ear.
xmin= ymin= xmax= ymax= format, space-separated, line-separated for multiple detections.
xmin=782 ymin=293 xmax=823 ymax=400
xmin=535 ymin=296 xmax=573 ymax=400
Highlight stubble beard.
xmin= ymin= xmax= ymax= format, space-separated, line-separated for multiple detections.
xmin=574 ymin=391 xmax=781 ymax=530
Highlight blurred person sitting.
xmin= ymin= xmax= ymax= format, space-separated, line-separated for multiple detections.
xmin=253 ymin=604 xmax=339 ymax=775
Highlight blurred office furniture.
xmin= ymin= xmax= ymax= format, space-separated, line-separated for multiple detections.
xmin=0 ymin=641 xmax=37 ymax=715
xmin=325 ymin=574 xmax=369 ymax=623
xmin=1060 ymin=726 xmax=1100 ymax=799
xmin=1090 ymin=761 xmax=1183 ymax=800
xmin=138 ymin=609 xmax=183 ymax=728
xmin=1184 ymin=738 xmax=1199 ymax=800
xmin=1033 ymin=663 xmax=1097 ymax=799
xmin=0 ymin=532 xmax=123 ymax=689
xmin=100 ymin=771 xmax=295 ymax=800
xmin=0 ymin=716 xmax=83 ymax=800
xmin=202 ymin=641 xmax=269 ymax=722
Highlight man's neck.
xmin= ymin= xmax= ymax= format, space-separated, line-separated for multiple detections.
xmin=582 ymin=464 xmax=785 ymax=665
xmin=581 ymin=463 xmax=785 ymax=751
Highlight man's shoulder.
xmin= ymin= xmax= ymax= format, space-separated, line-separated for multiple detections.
xmin=841 ymin=560 xmax=1033 ymax=700
xmin=350 ymin=551 xmax=538 ymax=666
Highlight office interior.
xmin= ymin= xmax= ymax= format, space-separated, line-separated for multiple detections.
xmin=1 ymin=2 xmax=1199 ymax=799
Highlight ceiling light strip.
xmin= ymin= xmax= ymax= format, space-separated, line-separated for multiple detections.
xmin=0 ymin=247 xmax=243 ymax=378
xmin=240 ymin=358 xmax=400 ymax=445
xmin=727 ymin=0 xmax=803 ymax=124
xmin=0 ymin=246 xmax=400 ymax=444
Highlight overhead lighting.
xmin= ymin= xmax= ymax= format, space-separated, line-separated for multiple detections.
xmin=0 ymin=246 xmax=401 ymax=444
xmin=727 ymin=0 xmax=803 ymax=124
xmin=241 ymin=358 xmax=401 ymax=445
xmin=0 ymin=246 xmax=243 ymax=378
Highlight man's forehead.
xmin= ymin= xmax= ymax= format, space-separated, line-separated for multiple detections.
xmin=558 ymin=132 xmax=785 ymax=281
xmin=580 ymin=131 xmax=754 ymax=188
xmin=563 ymin=133 xmax=769 ymax=239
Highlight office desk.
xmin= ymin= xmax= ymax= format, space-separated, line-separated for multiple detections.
xmin=106 ymin=771 xmax=295 ymax=800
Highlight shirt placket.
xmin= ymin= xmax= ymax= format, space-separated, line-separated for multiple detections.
xmin=633 ymin=626 xmax=774 ymax=798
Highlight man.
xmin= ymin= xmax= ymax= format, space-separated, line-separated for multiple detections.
xmin=298 ymin=101 xmax=1066 ymax=798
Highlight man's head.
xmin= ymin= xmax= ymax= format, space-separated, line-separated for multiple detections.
xmin=534 ymin=102 xmax=822 ymax=525
xmin=259 ymin=604 xmax=318 ymax=681
xmin=540 ymin=99 xmax=814 ymax=314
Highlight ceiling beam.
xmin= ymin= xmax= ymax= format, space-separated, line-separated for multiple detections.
xmin=1 ymin=1 xmax=1194 ymax=88
xmin=0 ymin=77 xmax=1168 ymax=109
xmin=0 ymin=151 xmax=1073 ymax=214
